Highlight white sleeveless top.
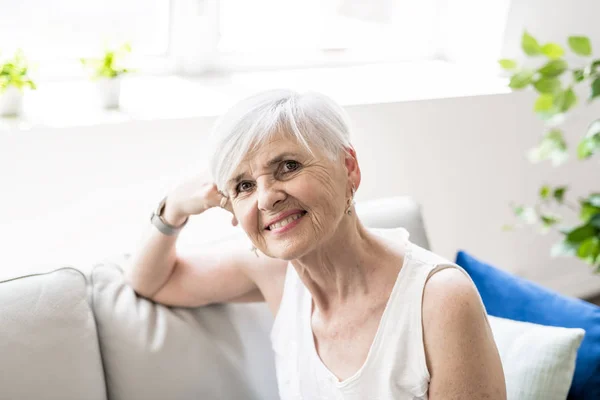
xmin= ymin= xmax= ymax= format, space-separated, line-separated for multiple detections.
xmin=269 ymin=227 xmax=471 ymax=400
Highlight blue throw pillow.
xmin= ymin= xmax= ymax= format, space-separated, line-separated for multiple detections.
xmin=455 ymin=250 xmax=600 ymax=400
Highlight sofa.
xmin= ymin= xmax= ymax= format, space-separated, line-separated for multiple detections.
xmin=0 ymin=197 xmax=433 ymax=400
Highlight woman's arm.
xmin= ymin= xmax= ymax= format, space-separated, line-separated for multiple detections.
xmin=147 ymin=237 xmax=286 ymax=308
xmin=422 ymin=268 xmax=507 ymax=400
xmin=125 ymin=202 xmax=190 ymax=299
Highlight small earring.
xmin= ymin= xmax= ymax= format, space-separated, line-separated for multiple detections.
xmin=346 ymin=184 xmax=356 ymax=215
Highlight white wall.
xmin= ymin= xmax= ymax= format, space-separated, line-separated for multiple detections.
xmin=2 ymin=89 xmax=600 ymax=298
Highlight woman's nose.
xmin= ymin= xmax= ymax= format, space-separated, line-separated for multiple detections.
xmin=256 ymin=179 xmax=286 ymax=211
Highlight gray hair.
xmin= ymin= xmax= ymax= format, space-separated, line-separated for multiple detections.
xmin=208 ymin=89 xmax=353 ymax=192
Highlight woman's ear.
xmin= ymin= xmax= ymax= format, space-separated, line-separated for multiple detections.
xmin=344 ymin=147 xmax=361 ymax=190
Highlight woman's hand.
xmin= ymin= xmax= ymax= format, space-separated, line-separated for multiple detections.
xmin=166 ymin=171 xmax=238 ymax=226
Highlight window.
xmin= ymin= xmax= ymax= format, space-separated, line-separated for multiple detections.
xmin=216 ymin=0 xmax=438 ymax=67
xmin=0 ymin=0 xmax=170 ymax=60
xmin=0 ymin=0 xmax=440 ymax=76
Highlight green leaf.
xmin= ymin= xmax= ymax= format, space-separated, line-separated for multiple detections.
xmin=80 ymin=43 xmax=132 ymax=81
xmin=534 ymin=93 xmax=554 ymax=112
xmin=591 ymin=77 xmax=600 ymax=100
xmin=540 ymin=185 xmax=551 ymax=199
xmin=581 ymin=202 xmax=600 ymax=222
xmin=577 ymin=120 xmax=600 ymax=159
xmin=553 ymin=87 xmax=577 ymax=113
xmin=514 ymin=206 xmax=537 ymax=224
xmin=533 ymin=77 xmax=561 ymax=94
xmin=513 ymin=205 xmax=524 ymax=216
xmin=498 ymin=59 xmax=517 ymax=70
xmin=578 ymin=139 xmax=594 ymax=159
xmin=509 ymin=70 xmax=534 ymax=89
xmin=541 ymin=214 xmax=560 ymax=228
xmin=539 ymin=59 xmax=568 ymax=77
xmin=566 ymin=224 xmax=598 ymax=244
xmin=547 ymin=129 xmax=567 ymax=149
xmin=573 ymin=69 xmax=586 ymax=82
xmin=568 ymin=36 xmax=592 ymax=56
xmin=588 ymin=194 xmax=600 ymax=208
xmin=542 ymin=43 xmax=565 ymax=59
xmin=553 ymin=187 xmax=567 ymax=203
xmin=528 ymin=129 xmax=568 ymax=165
xmin=590 ymin=214 xmax=600 ymax=229
xmin=522 ymin=31 xmax=543 ymax=56
xmin=0 ymin=49 xmax=35 ymax=92
xmin=577 ymin=237 xmax=600 ymax=262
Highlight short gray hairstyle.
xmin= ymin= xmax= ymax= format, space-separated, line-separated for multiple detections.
xmin=208 ymin=89 xmax=353 ymax=192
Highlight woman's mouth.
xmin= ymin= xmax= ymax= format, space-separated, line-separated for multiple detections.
xmin=266 ymin=211 xmax=307 ymax=233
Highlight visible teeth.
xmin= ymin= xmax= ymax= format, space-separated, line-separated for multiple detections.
xmin=269 ymin=213 xmax=304 ymax=230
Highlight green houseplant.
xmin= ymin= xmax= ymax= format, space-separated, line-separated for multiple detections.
xmin=80 ymin=42 xmax=132 ymax=109
xmin=501 ymin=31 xmax=600 ymax=272
xmin=0 ymin=49 xmax=36 ymax=117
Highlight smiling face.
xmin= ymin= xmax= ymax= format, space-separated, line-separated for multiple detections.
xmin=224 ymin=133 xmax=358 ymax=260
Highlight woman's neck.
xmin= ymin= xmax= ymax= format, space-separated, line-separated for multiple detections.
xmin=291 ymin=218 xmax=397 ymax=317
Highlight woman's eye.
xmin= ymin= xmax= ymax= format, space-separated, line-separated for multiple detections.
xmin=236 ymin=181 xmax=254 ymax=193
xmin=282 ymin=160 xmax=300 ymax=173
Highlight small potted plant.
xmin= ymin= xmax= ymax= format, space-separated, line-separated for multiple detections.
xmin=0 ymin=49 xmax=36 ymax=117
xmin=81 ymin=43 xmax=132 ymax=109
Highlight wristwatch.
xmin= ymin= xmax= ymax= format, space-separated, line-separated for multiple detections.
xmin=150 ymin=196 xmax=189 ymax=236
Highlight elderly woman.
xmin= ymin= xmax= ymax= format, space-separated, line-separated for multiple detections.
xmin=126 ymin=89 xmax=506 ymax=399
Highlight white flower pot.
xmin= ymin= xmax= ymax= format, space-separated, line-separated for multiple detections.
xmin=96 ymin=77 xmax=121 ymax=109
xmin=0 ymin=86 xmax=24 ymax=117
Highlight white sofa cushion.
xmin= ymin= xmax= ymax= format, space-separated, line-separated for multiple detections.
xmin=0 ymin=268 xmax=107 ymax=400
xmin=356 ymin=196 xmax=430 ymax=249
xmin=488 ymin=315 xmax=585 ymax=400
xmin=90 ymin=262 xmax=278 ymax=400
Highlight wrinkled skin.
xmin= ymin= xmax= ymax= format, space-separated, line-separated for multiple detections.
xmin=224 ymin=133 xmax=360 ymax=261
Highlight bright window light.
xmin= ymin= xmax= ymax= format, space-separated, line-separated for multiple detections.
xmin=0 ymin=0 xmax=440 ymax=74
xmin=217 ymin=0 xmax=437 ymax=59
xmin=0 ymin=0 xmax=170 ymax=60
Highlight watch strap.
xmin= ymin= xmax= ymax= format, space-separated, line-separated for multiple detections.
xmin=150 ymin=196 xmax=189 ymax=236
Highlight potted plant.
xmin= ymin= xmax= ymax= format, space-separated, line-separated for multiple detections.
xmin=80 ymin=43 xmax=132 ymax=109
xmin=0 ymin=49 xmax=36 ymax=117
xmin=501 ymin=31 xmax=600 ymax=271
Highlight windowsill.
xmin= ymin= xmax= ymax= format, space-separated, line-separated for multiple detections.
xmin=0 ymin=60 xmax=510 ymax=132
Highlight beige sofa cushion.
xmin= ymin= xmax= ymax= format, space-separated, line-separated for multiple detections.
xmin=0 ymin=268 xmax=107 ymax=400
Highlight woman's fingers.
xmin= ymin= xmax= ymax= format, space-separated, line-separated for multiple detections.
xmin=219 ymin=195 xmax=228 ymax=209
xmin=216 ymin=190 xmax=237 ymax=226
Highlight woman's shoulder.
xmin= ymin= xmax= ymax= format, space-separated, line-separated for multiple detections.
xmin=407 ymin=244 xmax=487 ymax=318
xmin=408 ymin=243 xmax=479 ymax=299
